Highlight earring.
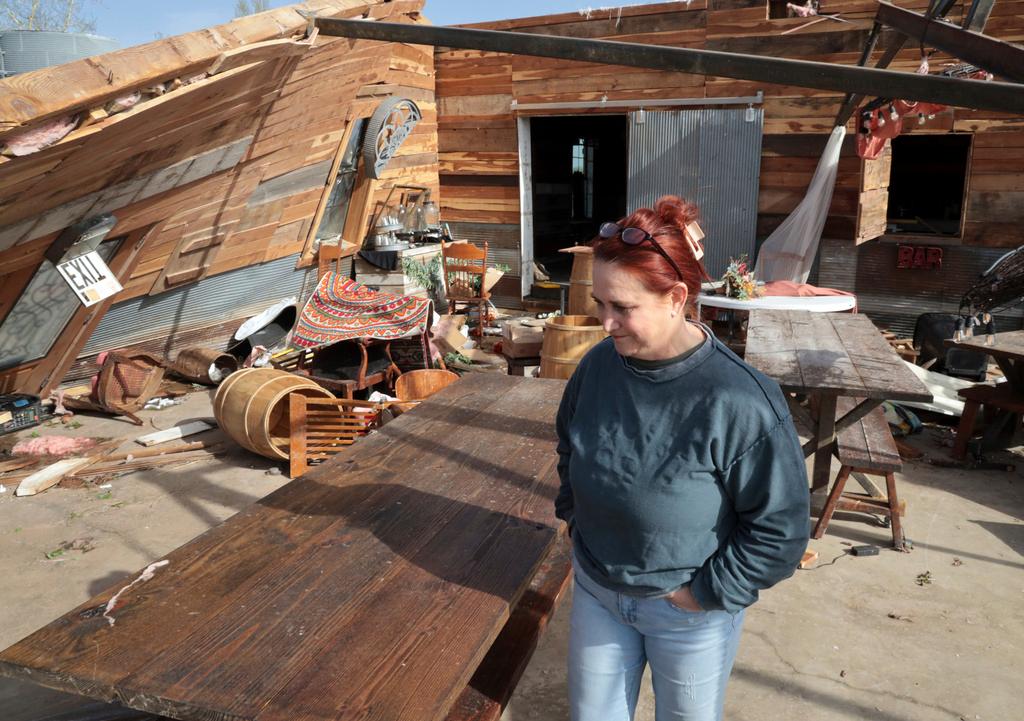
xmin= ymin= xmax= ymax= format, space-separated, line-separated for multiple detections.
xmin=671 ymin=312 xmax=677 ymax=318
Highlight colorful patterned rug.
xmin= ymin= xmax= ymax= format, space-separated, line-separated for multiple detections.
xmin=292 ymin=274 xmax=432 ymax=350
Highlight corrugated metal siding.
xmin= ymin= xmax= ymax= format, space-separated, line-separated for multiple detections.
xmin=447 ymin=221 xmax=523 ymax=308
xmin=818 ymin=239 xmax=1024 ymax=336
xmin=81 ymin=254 xmax=317 ymax=356
xmin=627 ymin=108 xmax=762 ymax=278
xmin=0 ymin=31 xmax=118 ymax=77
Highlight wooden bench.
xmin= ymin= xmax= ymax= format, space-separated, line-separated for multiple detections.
xmin=952 ymin=382 xmax=1024 ymax=460
xmin=812 ymin=398 xmax=907 ymax=550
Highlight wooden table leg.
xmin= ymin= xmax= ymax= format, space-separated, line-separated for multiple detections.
xmin=811 ymin=393 xmax=838 ymax=492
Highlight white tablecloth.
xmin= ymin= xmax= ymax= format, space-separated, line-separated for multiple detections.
xmin=697 ymin=293 xmax=857 ymax=313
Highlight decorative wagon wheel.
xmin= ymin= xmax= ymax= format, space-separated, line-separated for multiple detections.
xmin=362 ymin=97 xmax=422 ymax=179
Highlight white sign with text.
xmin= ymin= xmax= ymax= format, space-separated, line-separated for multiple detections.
xmin=56 ymin=251 xmax=122 ymax=307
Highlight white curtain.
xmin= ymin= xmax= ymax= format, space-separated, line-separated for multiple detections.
xmin=754 ymin=125 xmax=847 ymax=283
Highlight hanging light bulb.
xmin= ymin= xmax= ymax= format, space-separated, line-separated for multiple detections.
xmin=637 ymin=107 xmax=646 ymax=125
xmin=877 ymin=114 xmax=886 ymax=127
xmin=983 ymin=312 xmax=995 ymax=346
xmin=745 ymin=103 xmax=756 ymax=122
xmin=927 ymin=113 xmax=936 ymax=120
xmin=953 ymin=317 xmax=965 ymax=343
xmin=889 ymin=104 xmax=898 ymax=120
xmin=918 ymin=113 xmax=926 ymax=125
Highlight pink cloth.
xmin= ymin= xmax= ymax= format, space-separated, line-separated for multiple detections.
xmin=761 ymin=281 xmax=854 ymax=298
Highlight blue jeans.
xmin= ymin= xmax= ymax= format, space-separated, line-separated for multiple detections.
xmin=569 ymin=555 xmax=745 ymax=721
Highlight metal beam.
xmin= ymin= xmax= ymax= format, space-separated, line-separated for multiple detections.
xmin=876 ymin=1 xmax=1024 ymax=83
xmin=314 ymin=17 xmax=1024 ymax=116
xmin=962 ymin=0 xmax=996 ymax=32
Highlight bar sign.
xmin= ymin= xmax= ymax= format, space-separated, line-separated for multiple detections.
xmin=56 ymin=251 xmax=122 ymax=307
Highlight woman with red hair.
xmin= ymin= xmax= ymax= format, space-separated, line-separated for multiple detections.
xmin=555 ymin=196 xmax=809 ymax=721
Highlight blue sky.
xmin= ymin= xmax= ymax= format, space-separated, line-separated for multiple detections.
xmin=89 ymin=1 xmax=631 ymax=47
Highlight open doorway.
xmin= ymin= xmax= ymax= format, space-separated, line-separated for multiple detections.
xmin=886 ymin=134 xmax=971 ymax=238
xmin=529 ymin=115 xmax=629 ymax=282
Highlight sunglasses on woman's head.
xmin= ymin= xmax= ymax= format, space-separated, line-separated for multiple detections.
xmin=599 ymin=221 xmax=685 ymax=282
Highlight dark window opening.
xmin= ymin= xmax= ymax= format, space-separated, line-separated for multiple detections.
xmin=529 ymin=115 xmax=628 ymax=281
xmin=886 ymin=134 xmax=971 ymax=237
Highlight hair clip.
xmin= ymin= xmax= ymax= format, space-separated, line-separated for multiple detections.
xmin=684 ymin=221 xmax=704 ymax=260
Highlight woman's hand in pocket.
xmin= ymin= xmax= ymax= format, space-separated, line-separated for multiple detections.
xmin=666 ymin=585 xmax=703 ymax=612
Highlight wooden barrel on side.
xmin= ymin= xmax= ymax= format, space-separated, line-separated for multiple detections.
xmin=539 ymin=315 xmax=606 ymax=380
xmin=170 ymin=346 xmax=238 ymax=384
xmin=564 ymin=246 xmax=597 ymax=317
xmin=213 ymin=367 xmax=334 ymax=460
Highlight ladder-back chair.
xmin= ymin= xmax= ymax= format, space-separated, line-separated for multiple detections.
xmin=442 ymin=240 xmax=490 ymax=337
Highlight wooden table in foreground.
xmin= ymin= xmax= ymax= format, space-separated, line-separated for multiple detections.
xmin=0 ymin=374 xmax=566 ymax=721
xmin=746 ymin=310 xmax=932 ymax=490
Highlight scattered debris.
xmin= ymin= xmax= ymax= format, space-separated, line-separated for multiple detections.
xmin=44 ymin=538 xmax=97 ymax=560
xmin=103 ymin=560 xmax=170 ymax=626
xmin=799 ymin=549 xmax=819 ymax=568
xmin=0 ymin=484 xmax=6 ymax=494
xmin=887 ymin=612 xmax=913 ymax=622
xmin=135 ymin=420 xmax=215 ymax=447
xmin=143 ymin=397 xmax=185 ymax=410
xmin=839 ymin=669 xmax=847 ymax=678
xmin=16 ymin=457 xmax=96 ymax=496
xmin=952 ymin=558 xmax=963 ymax=566
xmin=0 ymin=457 xmax=38 ymax=473
xmin=915 ymin=571 xmax=933 ymax=586
xmin=12 ymin=436 xmax=98 ymax=457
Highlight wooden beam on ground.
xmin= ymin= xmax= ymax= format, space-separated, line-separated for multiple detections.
xmin=875 ymin=1 xmax=1024 ymax=83
xmin=313 ymin=17 xmax=1024 ymax=115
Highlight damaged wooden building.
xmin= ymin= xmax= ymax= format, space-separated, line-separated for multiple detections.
xmin=1 ymin=0 xmax=1023 ymax=398
xmin=0 ymin=0 xmax=438 ymax=398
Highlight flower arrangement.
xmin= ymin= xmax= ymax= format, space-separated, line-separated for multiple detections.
xmin=721 ymin=254 xmax=761 ymax=300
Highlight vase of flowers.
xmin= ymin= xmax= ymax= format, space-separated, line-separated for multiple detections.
xmin=721 ymin=255 xmax=761 ymax=300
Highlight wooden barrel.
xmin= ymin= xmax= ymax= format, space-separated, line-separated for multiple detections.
xmin=567 ymin=247 xmax=597 ymax=317
xmin=539 ymin=315 xmax=606 ymax=380
xmin=213 ymin=368 xmax=334 ymax=460
xmin=170 ymin=346 xmax=238 ymax=384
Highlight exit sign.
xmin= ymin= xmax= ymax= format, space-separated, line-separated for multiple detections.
xmin=56 ymin=251 xmax=122 ymax=307
xmin=896 ymin=245 xmax=943 ymax=270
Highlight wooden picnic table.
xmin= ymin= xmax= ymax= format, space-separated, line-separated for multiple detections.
xmin=745 ymin=310 xmax=932 ymax=490
xmin=945 ymin=330 xmax=1024 ymax=391
xmin=0 ymin=374 xmax=566 ymax=721
xmin=945 ymin=330 xmax=1024 ymax=458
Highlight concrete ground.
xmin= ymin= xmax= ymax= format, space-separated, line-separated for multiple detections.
xmin=1 ymin=389 xmax=1022 ymax=721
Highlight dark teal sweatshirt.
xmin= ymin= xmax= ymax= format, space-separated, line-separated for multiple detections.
xmin=555 ymin=331 xmax=810 ymax=614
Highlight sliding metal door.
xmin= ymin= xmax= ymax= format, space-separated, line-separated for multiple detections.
xmin=627 ymin=108 xmax=762 ymax=278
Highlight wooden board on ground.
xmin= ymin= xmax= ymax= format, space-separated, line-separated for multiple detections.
xmin=0 ymin=374 xmax=566 ymax=721
xmin=134 ymin=421 xmax=215 ymax=447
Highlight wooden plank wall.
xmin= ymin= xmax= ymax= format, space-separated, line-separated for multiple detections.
xmin=435 ymin=0 xmax=1024 ymax=293
xmin=0 ymin=0 xmax=439 ymax=394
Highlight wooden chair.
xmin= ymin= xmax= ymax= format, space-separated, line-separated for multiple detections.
xmin=393 ymin=368 xmax=460 ymax=415
xmin=273 ymin=338 xmax=400 ymax=399
xmin=812 ymin=398 xmax=907 ymax=550
xmin=442 ymin=240 xmax=491 ymax=337
xmin=288 ymin=395 xmax=386 ymax=477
